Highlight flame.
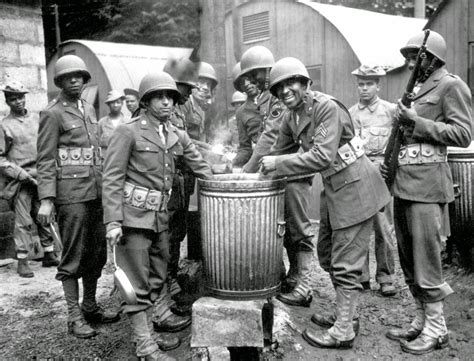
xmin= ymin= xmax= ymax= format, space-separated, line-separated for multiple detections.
xmin=211 ymin=144 xmax=225 ymax=155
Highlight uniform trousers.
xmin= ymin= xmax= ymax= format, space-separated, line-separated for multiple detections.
xmin=56 ymin=199 xmax=107 ymax=281
xmin=13 ymin=184 xmax=53 ymax=255
xmin=317 ymin=193 xmax=373 ymax=289
xmin=116 ymin=227 xmax=170 ymax=313
xmin=393 ymin=198 xmax=454 ymax=302
xmin=360 ymin=200 xmax=396 ymax=285
xmin=284 ymin=178 xmax=314 ymax=252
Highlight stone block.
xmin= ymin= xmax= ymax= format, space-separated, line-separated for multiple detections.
xmin=19 ymin=44 xmax=46 ymax=65
xmin=25 ymin=91 xmax=48 ymax=114
xmin=36 ymin=24 xmax=44 ymax=43
xmin=0 ymin=41 xmax=19 ymax=64
xmin=191 ymin=297 xmax=265 ymax=348
xmin=4 ymin=66 xmax=39 ymax=89
xmin=0 ymin=17 xmax=37 ymax=42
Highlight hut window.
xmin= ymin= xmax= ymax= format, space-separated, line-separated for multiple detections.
xmin=307 ymin=65 xmax=322 ymax=92
xmin=242 ymin=11 xmax=270 ymax=44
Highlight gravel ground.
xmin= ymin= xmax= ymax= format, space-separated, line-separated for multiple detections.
xmin=0 ymin=225 xmax=473 ymax=360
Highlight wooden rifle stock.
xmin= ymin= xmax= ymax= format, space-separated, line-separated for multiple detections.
xmin=382 ymin=29 xmax=430 ymax=190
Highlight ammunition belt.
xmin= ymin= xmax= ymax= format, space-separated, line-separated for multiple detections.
xmin=398 ymin=143 xmax=447 ymax=166
xmin=123 ymin=181 xmax=171 ymax=212
xmin=57 ymin=147 xmax=102 ymax=166
xmin=321 ymin=136 xmax=365 ymax=178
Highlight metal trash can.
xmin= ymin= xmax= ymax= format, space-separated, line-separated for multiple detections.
xmin=447 ymin=141 xmax=474 ymax=269
xmin=198 ymin=174 xmax=286 ymax=300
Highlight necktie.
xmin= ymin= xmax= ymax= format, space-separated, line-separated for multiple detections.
xmin=77 ymin=100 xmax=84 ymax=115
xmin=157 ymin=124 xmax=166 ymax=145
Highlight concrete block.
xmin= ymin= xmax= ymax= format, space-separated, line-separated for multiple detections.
xmin=191 ymin=297 xmax=265 ymax=348
xmin=208 ymin=347 xmax=230 ymax=361
xmin=36 ymin=24 xmax=44 ymax=43
xmin=19 ymin=44 xmax=46 ymax=65
xmin=0 ymin=41 xmax=19 ymax=64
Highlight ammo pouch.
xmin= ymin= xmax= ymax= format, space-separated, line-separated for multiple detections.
xmin=57 ymin=147 xmax=102 ymax=167
xmin=321 ymin=136 xmax=365 ymax=178
xmin=123 ymin=181 xmax=171 ymax=212
xmin=398 ymin=143 xmax=447 ymax=166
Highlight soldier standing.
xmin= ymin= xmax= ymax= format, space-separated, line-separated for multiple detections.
xmin=124 ymin=88 xmax=140 ymax=116
xmin=98 ymin=89 xmax=126 ymax=155
xmin=349 ymin=65 xmax=397 ymax=297
xmin=103 ymin=71 xmax=213 ymax=360
xmin=260 ymin=57 xmax=390 ymax=348
xmin=36 ymin=55 xmax=119 ymax=338
xmin=0 ymin=80 xmax=59 ymax=278
xmin=382 ymin=31 xmax=472 ymax=355
xmin=237 ymin=46 xmax=315 ymax=307
xmin=227 ymin=90 xmax=247 ymax=148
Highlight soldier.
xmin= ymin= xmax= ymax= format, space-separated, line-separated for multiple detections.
xmin=237 ymin=46 xmax=315 ymax=307
xmin=103 ymin=71 xmax=213 ymax=360
xmin=349 ymin=65 xmax=397 ymax=297
xmin=382 ymin=31 xmax=472 ymax=355
xmin=0 ymin=80 xmax=59 ymax=278
xmin=227 ymin=90 xmax=247 ymax=148
xmin=36 ymin=55 xmax=120 ymax=338
xmin=124 ymin=88 xmax=140 ymax=115
xmin=98 ymin=89 xmax=126 ymax=155
xmin=232 ymin=61 xmax=262 ymax=167
xmin=260 ymin=57 xmax=391 ymax=348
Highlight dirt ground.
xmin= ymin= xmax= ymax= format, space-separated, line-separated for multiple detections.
xmin=1 ymin=226 xmax=473 ymax=360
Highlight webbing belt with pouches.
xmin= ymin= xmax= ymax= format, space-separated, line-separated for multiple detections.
xmin=123 ymin=181 xmax=171 ymax=212
xmin=57 ymin=147 xmax=102 ymax=166
xmin=321 ymin=136 xmax=365 ymax=178
xmin=398 ymin=143 xmax=447 ymax=166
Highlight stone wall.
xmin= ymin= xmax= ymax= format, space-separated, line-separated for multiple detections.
xmin=0 ymin=1 xmax=47 ymax=118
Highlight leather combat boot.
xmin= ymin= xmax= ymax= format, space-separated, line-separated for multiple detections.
xmin=281 ymin=244 xmax=298 ymax=293
xmin=386 ymin=298 xmax=424 ymax=341
xmin=42 ymin=251 xmax=60 ymax=267
xmin=63 ymin=278 xmax=97 ymax=339
xmin=170 ymin=302 xmax=192 ymax=317
xmin=311 ymin=311 xmax=360 ymax=335
xmin=153 ymin=313 xmax=191 ymax=333
xmin=277 ymin=251 xmax=313 ymax=307
xmin=303 ymin=288 xmax=359 ymax=349
xmin=145 ymin=308 xmax=180 ymax=351
xmin=17 ymin=258 xmax=34 ymax=278
xmin=129 ymin=311 xmax=176 ymax=361
xmin=81 ymin=278 xmax=120 ymax=324
xmin=380 ymin=283 xmax=397 ymax=297
xmin=401 ymin=301 xmax=449 ymax=355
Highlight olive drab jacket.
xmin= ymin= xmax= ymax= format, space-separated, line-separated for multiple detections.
xmin=233 ymin=99 xmax=263 ymax=167
xmin=242 ymin=90 xmax=288 ymax=172
xmin=102 ymin=113 xmax=213 ymax=233
xmin=270 ymin=90 xmax=391 ymax=230
xmin=37 ymin=93 xmax=102 ymax=204
xmin=393 ymin=67 xmax=472 ymax=203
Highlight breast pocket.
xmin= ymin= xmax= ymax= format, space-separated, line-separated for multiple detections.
xmin=362 ymin=127 xmax=390 ymax=152
xmin=62 ymin=116 xmax=84 ymax=132
xmin=134 ymin=141 xmax=161 ymax=172
xmin=416 ymin=95 xmax=441 ymax=119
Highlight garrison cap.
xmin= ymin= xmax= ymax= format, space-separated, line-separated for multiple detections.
xmin=351 ymin=65 xmax=386 ymax=78
xmin=1 ymin=80 xmax=29 ymax=94
xmin=105 ymin=89 xmax=125 ymax=103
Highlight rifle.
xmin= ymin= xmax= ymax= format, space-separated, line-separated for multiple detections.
xmin=383 ymin=29 xmax=430 ymax=189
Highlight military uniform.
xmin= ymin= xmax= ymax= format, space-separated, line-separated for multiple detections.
xmin=98 ymin=113 xmax=126 ymax=155
xmin=393 ymin=67 xmax=472 ymax=303
xmin=102 ymin=112 xmax=212 ymax=313
xmin=233 ymin=98 xmax=263 ymax=167
xmin=0 ymin=111 xmax=54 ymax=259
xmin=350 ymin=97 xmax=397 ymax=288
xmin=37 ymin=93 xmax=106 ymax=281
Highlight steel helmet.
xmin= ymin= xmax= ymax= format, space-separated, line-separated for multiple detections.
xmin=54 ymin=55 xmax=91 ymax=87
xmin=231 ymin=91 xmax=247 ymax=105
xmin=198 ymin=62 xmax=218 ymax=89
xmin=232 ymin=62 xmax=243 ymax=91
xmin=240 ymin=46 xmax=275 ymax=77
xmin=163 ymin=57 xmax=198 ymax=88
xmin=400 ymin=30 xmax=446 ymax=64
xmin=138 ymin=71 xmax=180 ymax=104
xmin=269 ymin=57 xmax=310 ymax=97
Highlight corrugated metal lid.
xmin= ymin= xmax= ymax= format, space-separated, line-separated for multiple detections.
xmin=298 ymin=0 xmax=427 ymax=70
xmin=62 ymin=39 xmax=193 ymax=91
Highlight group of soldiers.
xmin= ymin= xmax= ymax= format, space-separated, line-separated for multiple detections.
xmin=0 ymin=28 xmax=472 ymax=360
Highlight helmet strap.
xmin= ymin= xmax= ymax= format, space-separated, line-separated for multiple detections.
xmin=420 ymin=56 xmax=439 ymax=82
